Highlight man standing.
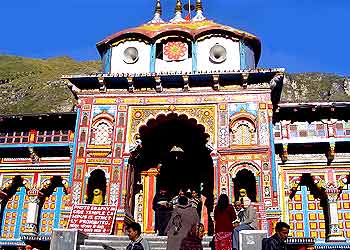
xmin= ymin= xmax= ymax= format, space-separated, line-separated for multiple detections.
xmin=126 ymin=222 xmax=151 ymax=250
xmin=170 ymin=189 xmax=185 ymax=208
xmin=262 ymin=222 xmax=290 ymax=250
xmin=152 ymin=188 xmax=171 ymax=236
xmin=190 ymin=190 xmax=202 ymax=218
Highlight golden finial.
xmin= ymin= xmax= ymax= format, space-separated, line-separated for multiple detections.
xmin=196 ymin=0 xmax=203 ymax=12
xmin=175 ymin=0 xmax=183 ymax=13
xmin=149 ymin=0 xmax=164 ymax=24
xmin=193 ymin=0 xmax=206 ymax=21
xmin=170 ymin=0 xmax=185 ymax=23
xmin=155 ymin=0 xmax=162 ymax=16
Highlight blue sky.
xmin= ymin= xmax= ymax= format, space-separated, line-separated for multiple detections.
xmin=1 ymin=0 xmax=349 ymax=75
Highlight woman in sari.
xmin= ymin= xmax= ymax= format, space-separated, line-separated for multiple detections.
xmin=213 ymin=194 xmax=237 ymax=250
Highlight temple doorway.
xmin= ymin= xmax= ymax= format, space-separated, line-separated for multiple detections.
xmin=131 ymin=113 xmax=214 ymax=231
xmin=233 ymin=169 xmax=257 ymax=202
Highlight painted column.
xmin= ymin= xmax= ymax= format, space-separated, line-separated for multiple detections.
xmin=325 ymin=183 xmax=346 ymax=242
xmin=141 ymin=167 xmax=159 ymax=234
xmin=23 ymin=188 xmax=43 ymax=235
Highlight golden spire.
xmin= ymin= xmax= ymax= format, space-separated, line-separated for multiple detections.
xmin=175 ymin=0 xmax=183 ymax=13
xmin=149 ymin=0 xmax=164 ymax=24
xmin=193 ymin=0 xmax=206 ymax=21
xmin=196 ymin=0 xmax=203 ymax=12
xmin=170 ymin=0 xmax=185 ymax=23
xmin=155 ymin=0 xmax=162 ymax=16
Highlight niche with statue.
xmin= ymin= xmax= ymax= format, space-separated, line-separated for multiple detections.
xmin=86 ymin=169 xmax=107 ymax=205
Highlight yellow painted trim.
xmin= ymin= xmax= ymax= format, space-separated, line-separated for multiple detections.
xmin=94 ymin=98 xmax=117 ymax=104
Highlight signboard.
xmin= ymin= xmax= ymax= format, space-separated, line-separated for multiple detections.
xmin=67 ymin=204 xmax=117 ymax=234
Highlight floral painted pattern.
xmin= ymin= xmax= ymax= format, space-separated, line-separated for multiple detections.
xmin=163 ymin=41 xmax=188 ymax=61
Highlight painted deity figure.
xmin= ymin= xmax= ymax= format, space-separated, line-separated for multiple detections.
xmin=238 ymin=188 xmax=251 ymax=202
xmin=92 ymin=188 xmax=104 ymax=205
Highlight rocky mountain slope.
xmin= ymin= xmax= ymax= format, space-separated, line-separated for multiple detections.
xmin=0 ymin=55 xmax=349 ymax=115
xmin=0 ymin=55 xmax=101 ymax=115
xmin=282 ymin=73 xmax=350 ymax=103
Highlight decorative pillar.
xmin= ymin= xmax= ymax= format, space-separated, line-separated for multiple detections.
xmin=23 ymin=188 xmax=43 ymax=235
xmin=325 ymin=183 xmax=346 ymax=242
xmin=141 ymin=168 xmax=159 ymax=233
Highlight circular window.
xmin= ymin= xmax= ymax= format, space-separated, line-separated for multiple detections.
xmin=123 ymin=47 xmax=139 ymax=64
xmin=209 ymin=44 xmax=227 ymax=63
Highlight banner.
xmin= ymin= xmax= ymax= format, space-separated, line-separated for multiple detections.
xmin=67 ymin=204 xmax=117 ymax=234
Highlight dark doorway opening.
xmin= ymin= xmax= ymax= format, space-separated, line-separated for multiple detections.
xmin=86 ymin=169 xmax=107 ymax=205
xmin=233 ymin=168 xmax=257 ymax=202
xmin=132 ymin=113 xmax=214 ymax=230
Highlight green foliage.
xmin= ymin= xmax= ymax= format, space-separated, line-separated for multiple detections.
xmin=0 ymin=55 xmax=101 ymax=115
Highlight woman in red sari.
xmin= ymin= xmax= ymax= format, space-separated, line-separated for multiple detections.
xmin=213 ymin=194 xmax=237 ymax=250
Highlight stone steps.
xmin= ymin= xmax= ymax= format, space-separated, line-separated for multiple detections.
xmin=79 ymin=235 xmax=213 ymax=250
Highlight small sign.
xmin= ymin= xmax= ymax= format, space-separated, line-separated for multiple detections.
xmin=67 ymin=204 xmax=117 ymax=234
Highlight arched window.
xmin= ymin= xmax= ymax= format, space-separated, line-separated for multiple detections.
xmin=230 ymin=119 xmax=256 ymax=145
xmin=38 ymin=176 xmax=69 ymax=236
xmin=0 ymin=176 xmax=27 ymax=240
xmin=90 ymin=120 xmax=113 ymax=145
xmin=90 ymin=112 xmax=115 ymax=146
xmin=233 ymin=169 xmax=257 ymax=202
xmin=86 ymin=169 xmax=107 ymax=205
xmin=288 ymin=174 xmax=328 ymax=239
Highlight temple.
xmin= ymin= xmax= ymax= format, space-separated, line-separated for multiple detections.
xmin=0 ymin=0 xmax=349 ymax=249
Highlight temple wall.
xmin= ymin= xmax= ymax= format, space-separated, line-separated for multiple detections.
xmin=275 ymin=118 xmax=350 ymax=242
xmin=72 ymin=87 xmax=277 ymax=233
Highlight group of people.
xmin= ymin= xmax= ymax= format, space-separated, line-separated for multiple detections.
xmin=122 ymin=192 xmax=205 ymax=250
xmin=119 ymin=190 xmax=291 ymax=250
xmin=152 ymin=188 xmax=202 ymax=236
xmin=213 ymin=193 xmax=290 ymax=250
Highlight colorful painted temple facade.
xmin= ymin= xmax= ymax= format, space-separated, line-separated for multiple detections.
xmin=0 ymin=0 xmax=349 ymax=249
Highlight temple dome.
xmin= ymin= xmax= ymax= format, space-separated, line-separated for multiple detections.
xmin=96 ymin=19 xmax=261 ymax=65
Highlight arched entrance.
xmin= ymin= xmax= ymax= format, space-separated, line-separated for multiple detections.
xmin=234 ymin=169 xmax=257 ymax=202
xmin=86 ymin=169 xmax=107 ymax=205
xmin=130 ymin=112 xmax=214 ymax=232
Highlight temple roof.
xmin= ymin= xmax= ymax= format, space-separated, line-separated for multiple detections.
xmin=96 ymin=20 xmax=261 ymax=63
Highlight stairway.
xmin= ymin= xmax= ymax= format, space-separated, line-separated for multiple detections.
xmin=79 ymin=235 xmax=213 ymax=250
